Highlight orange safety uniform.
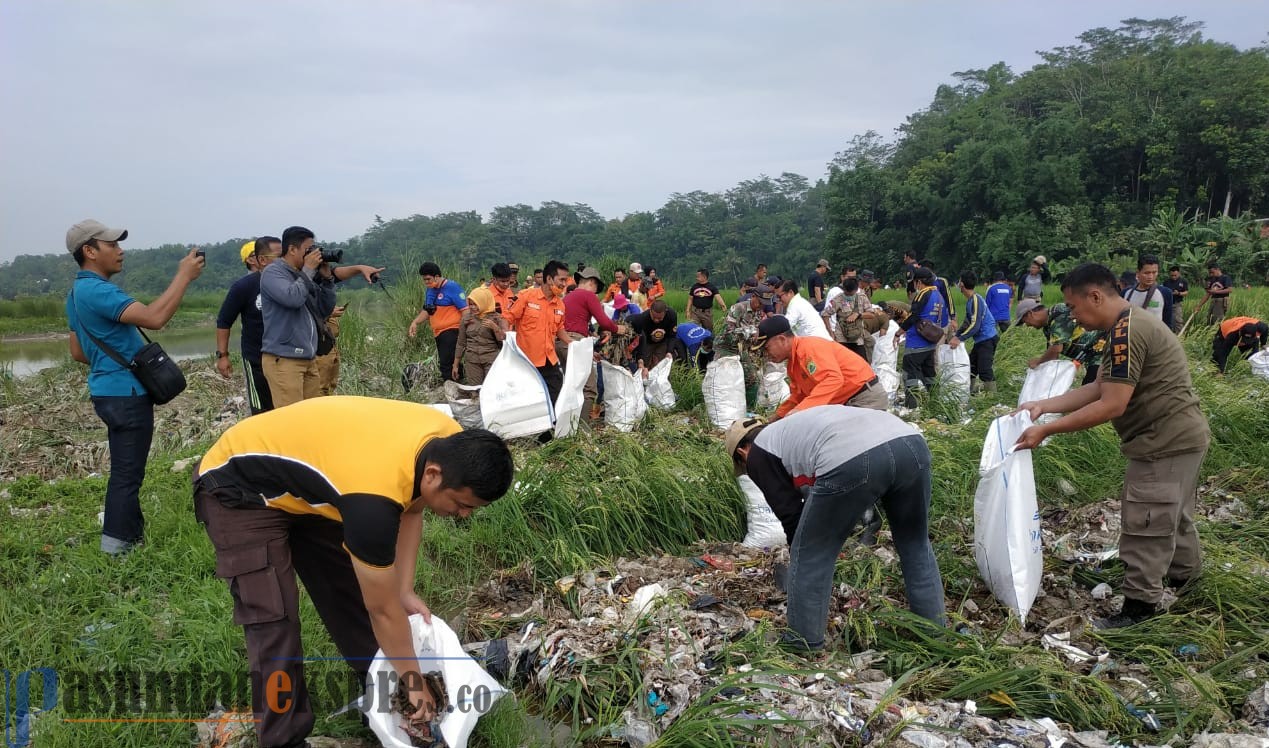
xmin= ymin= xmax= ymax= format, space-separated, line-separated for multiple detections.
xmin=1220 ymin=316 xmax=1260 ymax=338
xmin=505 ymin=286 xmax=566 ymax=366
xmin=776 ymin=336 xmax=877 ymax=419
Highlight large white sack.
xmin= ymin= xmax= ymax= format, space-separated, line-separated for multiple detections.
xmin=443 ymin=380 xmax=484 ymax=430
xmin=973 ymin=412 xmax=1043 ymax=624
xmin=738 ymin=474 xmax=786 ymax=549
xmin=871 ymin=320 xmax=901 ymax=404
xmin=643 ymin=357 xmax=677 ymax=410
xmin=363 ymin=614 xmax=507 ymax=748
xmin=554 ymin=337 xmax=595 ymax=438
xmin=702 ymin=355 xmax=746 ymax=429
xmin=1018 ymin=359 xmax=1077 ymax=425
xmin=1249 ymin=349 xmax=1269 ymax=380
xmin=754 ymin=362 xmax=790 ymax=411
xmin=479 ymin=331 xmax=554 ymax=439
xmin=935 ymin=343 xmax=971 ymax=408
xmin=599 ymin=361 xmax=647 ymax=431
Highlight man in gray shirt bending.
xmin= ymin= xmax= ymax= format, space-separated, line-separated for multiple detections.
xmin=726 ymin=406 xmax=946 ymax=651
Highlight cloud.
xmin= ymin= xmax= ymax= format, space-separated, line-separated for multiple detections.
xmin=0 ymin=0 xmax=1262 ymax=262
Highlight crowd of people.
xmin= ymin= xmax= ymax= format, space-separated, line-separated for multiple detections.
xmin=61 ymin=215 xmax=1253 ymax=747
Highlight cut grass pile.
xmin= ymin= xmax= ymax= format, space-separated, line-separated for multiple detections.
xmin=2 ymin=287 xmax=1268 ymax=746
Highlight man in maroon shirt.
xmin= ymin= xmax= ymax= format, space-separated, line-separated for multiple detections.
xmin=561 ymin=266 xmax=629 ymax=423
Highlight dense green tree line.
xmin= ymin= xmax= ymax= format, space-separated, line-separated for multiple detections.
xmin=1 ymin=17 xmax=1265 ymax=301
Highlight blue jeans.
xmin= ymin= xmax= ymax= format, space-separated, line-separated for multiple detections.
xmin=785 ymin=434 xmax=945 ymax=649
xmin=91 ymin=395 xmax=154 ymax=553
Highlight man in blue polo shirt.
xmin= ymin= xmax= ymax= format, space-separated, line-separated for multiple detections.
xmin=65 ymin=219 xmax=204 ymax=555
xmin=985 ymin=271 xmax=1013 ymax=335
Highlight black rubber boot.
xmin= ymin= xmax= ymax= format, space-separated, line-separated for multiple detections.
xmin=1094 ymin=597 xmax=1158 ymax=629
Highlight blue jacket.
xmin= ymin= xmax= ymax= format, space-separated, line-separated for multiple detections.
xmin=260 ymin=261 xmax=336 ymax=360
xmin=985 ymin=282 xmax=1012 ymax=325
xmin=956 ymin=293 xmax=998 ymax=343
xmin=901 ymin=286 xmax=946 ymax=351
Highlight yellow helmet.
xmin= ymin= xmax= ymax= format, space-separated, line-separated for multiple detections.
xmin=239 ymin=240 xmax=256 ymax=263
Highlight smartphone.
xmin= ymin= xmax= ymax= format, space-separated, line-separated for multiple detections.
xmin=195 ymin=248 xmax=206 ymax=259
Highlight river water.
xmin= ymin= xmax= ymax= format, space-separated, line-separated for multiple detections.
xmin=0 ymin=326 xmax=236 ymax=377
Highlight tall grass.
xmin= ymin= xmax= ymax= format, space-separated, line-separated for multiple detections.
xmin=3 ymin=285 xmax=1269 ymax=745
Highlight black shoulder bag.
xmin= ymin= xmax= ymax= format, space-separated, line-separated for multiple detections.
xmin=71 ymin=291 xmax=187 ymax=404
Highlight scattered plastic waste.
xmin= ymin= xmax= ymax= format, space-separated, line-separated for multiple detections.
xmin=1090 ymin=582 xmax=1113 ymax=600
xmin=1177 ymin=643 xmax=1200 ymax=658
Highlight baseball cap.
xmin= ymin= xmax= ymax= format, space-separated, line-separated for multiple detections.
xmin=578 ymin=266 xmax=602 ymax=282
xmin=239 ymin=241 xmax=256 ymax=263
xmin=817 ymin=258 xmax=830 ymax=269
xmin=507 ymin=262 xmax=520 ymax=273
xmin=724 ymin=417 xmax=765 ymax=475
xmin=752 ymin=315 xmax=791 ymax=349
xmin=629 ymin=262 xmax=643 ymax=274
xmin=66 ymin=219 xmax=127 ymax=254
xmin=860 ymin=269 xmax=876 ymax=280
xmin=613 ymin=293 xmax=629 ymax=310
xmin=742 ymin=276 xmax=759 ymax=288
xmin=1014 ymin=298 xmax=1044 ymax=326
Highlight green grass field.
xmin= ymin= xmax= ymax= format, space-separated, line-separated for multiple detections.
xmin=2 ymin=284 xmax=1267 ymax=746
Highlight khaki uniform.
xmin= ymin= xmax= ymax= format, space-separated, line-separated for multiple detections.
xmin=315 ymin=313 xmax=341 ymax=397
xmin=455 ymin=311 xmax=503 ymax=387
xmin=1102 ymin=307 xmax=1211 ymax=604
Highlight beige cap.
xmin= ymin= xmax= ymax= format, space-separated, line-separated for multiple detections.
xmin=724 ymin=417 xmax=765 ymax=474
xmin=66 ymin=219 xmax=127 ymax=253
xmin=629 ymin=262 xmax=643 ymax=274
xmin=817 ymin=258 xmax=830 ymax=269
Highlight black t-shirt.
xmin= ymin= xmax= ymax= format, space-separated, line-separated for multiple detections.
xmin=215 ymin=272 xmax=264 ymax=362
xmin=690 ymin=282 xmax=720 ymax=309
xmin=629 ymin=309 xmax=678 ymax=343
xmin=807 ymin=272 xmax=826 ymax=302
xmin=1162 ymin=278 xmax=1189 ymax=297
xmin=1206 ymin=274 xmax=1232 ymax=297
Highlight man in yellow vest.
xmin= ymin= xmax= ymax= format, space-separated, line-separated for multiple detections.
xmin=194 ymin=397 xmax=514 ymax=748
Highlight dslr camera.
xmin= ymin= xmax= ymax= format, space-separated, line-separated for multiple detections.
xmin=307 ymin=245 xmax=343 ymax=264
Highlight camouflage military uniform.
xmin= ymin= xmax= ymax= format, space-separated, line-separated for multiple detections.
xmin=1045 ymin=302 xmax=1107 ymax=382
xmin=598 ymin=311 xmax=639 ymax=368
xmin=720 ymin=300 xmax=765 ymax=404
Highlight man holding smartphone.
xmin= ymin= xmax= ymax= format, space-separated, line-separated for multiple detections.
xmin=65 ymin=219 xmax=204 ymax=555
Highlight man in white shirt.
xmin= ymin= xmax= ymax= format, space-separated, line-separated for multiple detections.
xmin=776 ymin=279 xmax=832 ymax=339
xmin=1123 ymin=254 xmax=1174 ymax=329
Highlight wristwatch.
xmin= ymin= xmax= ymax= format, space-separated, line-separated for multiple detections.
xmin=215 ymin=351 xmax=229 ymax=359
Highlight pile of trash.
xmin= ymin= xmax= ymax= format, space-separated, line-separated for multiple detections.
xmin=0 ymin=362 xmax=244 ymax=481
xmin=454 ymin=541 xmax=1269 ymax=747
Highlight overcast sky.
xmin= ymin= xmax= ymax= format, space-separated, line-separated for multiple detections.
xmin=0 ymin=2 xmax=1263 ymax=262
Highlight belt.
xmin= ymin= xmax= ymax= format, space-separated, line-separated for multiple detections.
xmin=863 ymin=376 xmax=880 ymax=388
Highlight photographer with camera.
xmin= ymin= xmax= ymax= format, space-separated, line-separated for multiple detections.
xmin=261 ymin=227 xmax=383 ymax=407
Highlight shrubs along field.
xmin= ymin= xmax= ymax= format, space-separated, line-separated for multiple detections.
xmin=1 ymin=285 xmax=1268 ymax=747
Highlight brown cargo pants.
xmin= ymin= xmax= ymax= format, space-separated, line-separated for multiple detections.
xmin=463 ymin=350 xmax=498 ymax=387
xmin=1119 ymin=449 xmax=1206 ymax=605
xmin=689 ymin=306 xmax=714 ymax=331
xmin=194 ymin=486 xmax=378 ymax=748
